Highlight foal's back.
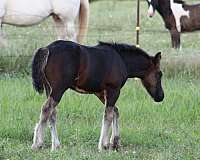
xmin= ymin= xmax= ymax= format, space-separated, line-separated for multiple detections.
xmin=45 ymin=41 xmax=128 ymax=92
xmin=78 ymin=42 xmax=128 ymax=90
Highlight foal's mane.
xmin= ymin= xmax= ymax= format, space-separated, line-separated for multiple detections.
xmin=98 ymin=41 xmax=151 ymax=59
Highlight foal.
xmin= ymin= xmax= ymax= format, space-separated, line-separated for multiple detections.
xmin=146 ymin=0 xmax=200 ymax=49
xmin=31 ymin=40 xmax=164 ymax=151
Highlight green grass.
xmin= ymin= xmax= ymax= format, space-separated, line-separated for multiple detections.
xmin=0 ymin=0 xmax=200 ymax=159
xmin=0 ymin=75 xmax=200 ymax=159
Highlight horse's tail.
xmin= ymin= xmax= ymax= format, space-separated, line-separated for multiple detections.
xmin=32 ymin=47 xmax=49 ymax=94
xmin=78 ymin=0 xmax=89 ymax=43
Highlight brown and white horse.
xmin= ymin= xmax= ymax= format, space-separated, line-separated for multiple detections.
xmin=146 ymin=0 xmax=200 ymax=49
xmin=0 ymin=0 xmax=89 ymax=46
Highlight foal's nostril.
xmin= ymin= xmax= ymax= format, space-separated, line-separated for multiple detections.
xmin=154 ymin=92 xmax=164 ymax=102
xmin=160 ymin=93 xmax=164 ymax=101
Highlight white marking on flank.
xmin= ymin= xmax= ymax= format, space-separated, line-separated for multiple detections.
xmin=170 ymin=0 xmax=190 ymax=32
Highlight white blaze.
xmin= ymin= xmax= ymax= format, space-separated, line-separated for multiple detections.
xmin=170 ymin=0 xmax=190 ymax=32
xmin=147 ymin=0 xmax=155 ymax=17
xmin=148 ymin=4 xmax=155 ymax=17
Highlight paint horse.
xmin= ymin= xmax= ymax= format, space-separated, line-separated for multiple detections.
xmin=0 ymin=0 xmax=89 ymax=46
xmin=31 ymin=40 xmax=164 ymax=151
xmin=146 ymin=0 xmax=200 ymax=49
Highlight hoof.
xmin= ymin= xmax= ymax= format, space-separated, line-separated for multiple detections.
xmin=31 ymin=143 xmax=43 ymax=150
xmin=103 ymin=145 xmax=109 ymax=150
xmin=110 ymin=144 xmax=120 ymax=152
xmin=98 ymin=143 xmax=109 ymax=152
xmin=51 ymin=143 xmax=61 ymax=151
xmin=110 ymin=136 xmax=120 ymax=151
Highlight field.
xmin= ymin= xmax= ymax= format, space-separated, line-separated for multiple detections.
xmin=0 ymin=0 xmax=200 ymax=159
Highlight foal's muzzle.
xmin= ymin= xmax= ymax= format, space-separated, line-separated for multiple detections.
xmin=154 ymin=92 xmax=164 ymax=102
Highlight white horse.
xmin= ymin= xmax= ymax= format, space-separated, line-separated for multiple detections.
xmin=0 ymin=0 xmax=89 ymax=46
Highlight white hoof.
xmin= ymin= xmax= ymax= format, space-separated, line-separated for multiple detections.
xmin=51 ymin=144 xmax=61 ymax=151
xmin=31 ymin=143 xmax=43 ymax=150
xmin=98 ymin=143 xmax=109 ymax=152
xmin=51 ymin=142 xmax=61 ymax=151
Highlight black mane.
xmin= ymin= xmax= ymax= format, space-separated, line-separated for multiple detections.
xmin=98 ymin=41 xmax=151 ymax=59
xmin=174 ymin=0 xmax=185 ymax=5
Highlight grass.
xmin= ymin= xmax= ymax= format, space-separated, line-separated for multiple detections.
xmin=0 ymin=0 xmax=200 ymax=159
xmin=0 ymin=75 xmax=200 ymax=159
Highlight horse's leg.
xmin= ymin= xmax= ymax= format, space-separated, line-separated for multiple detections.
xmin=98 ymin=106 xmax=114 ymax=150
xmin=170 ymin=29 xmax=181 ymax=49
xmin=49 ymin=109 xmax=60 ymax=151
xmin=65 ymin=21 xmax=77 ymax=42
xmin=95 ymin=95 xmax=120 ymax=151
xmin=98 ymin=89 xmax=120 ymax=151
xmin=43 ymin=83 xmax=60 ymax=150
xmin=0 ymin=21 xmax=2 ymax=45
xmin=0 ymin=6 xmax=7 ymax=47
xmin=32 ymin=81 xmax=66 ymax=149
xmin=0 ymin=19 xmax=7 ymax=47
xmin=44 ymin=82 xmax=51 ymax=98
xmin=53 ymin=15 xmax=77 ymax=41
xmin=52 ymin=15 xmax=66 ymax=40
xmin=32 ymin=97 xmax=58 ymax=150
xmin=110 ymin=106 xmax=120 ymax=151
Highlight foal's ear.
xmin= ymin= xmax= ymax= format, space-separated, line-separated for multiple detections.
xmin=154 ymin=52 xmax=161 ymax=65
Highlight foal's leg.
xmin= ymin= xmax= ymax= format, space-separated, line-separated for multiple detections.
xmin=44 ymin=83 xmax=51 ymax=98
xmin=44 ymin=83 xmax=61 ymax=150
xmin=170 ymin=29 xmax=181 ymax=49
xmin=95 ymin=92 xmax=111 ymax=150
xmin=49 ymin=109 xmax=60 ymax=151
xmin=32 ymin=97 xmax=58 ymax=149
xmin=98 ymin=89 xmax=120 ymax=151
xmin=98 ymin=106 xmax=114 ymax=150
xmin=110 ymin=106 xmax=120 ymax=151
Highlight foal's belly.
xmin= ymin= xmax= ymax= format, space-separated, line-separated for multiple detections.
xmin=2 ymin=0 xmax=52 ymax=26
xmin=71 ymin=86 xmax=102 ymax=94
xmin=71 ymin=80 xmax=103 ymax=94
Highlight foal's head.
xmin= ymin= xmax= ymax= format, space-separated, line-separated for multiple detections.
xmin=141 ymin=52 xmax=164 ymax=102
xmin=146 ymin=0 xmax=158 ymax=17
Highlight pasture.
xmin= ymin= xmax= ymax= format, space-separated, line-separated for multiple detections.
xmin=0 ymin=0 xmax=200 ymax=159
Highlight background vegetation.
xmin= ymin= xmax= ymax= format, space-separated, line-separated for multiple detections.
xmin=0 ymin=0 xmax=200 ymax=78
xmin=0 ymin=0 xmax=200 ymax=159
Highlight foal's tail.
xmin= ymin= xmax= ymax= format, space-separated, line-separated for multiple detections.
xmin=32 ymin=47 xmax=49 ymax=94
xmin=78 ymin=0 xmax=90 ymax=43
